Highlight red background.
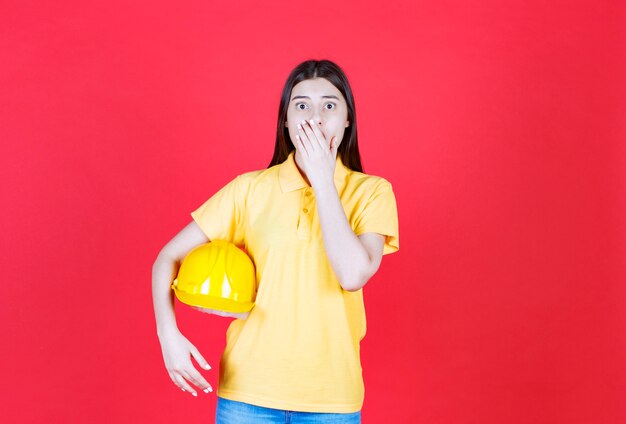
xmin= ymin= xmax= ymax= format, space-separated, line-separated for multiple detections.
xmin=1 ymin=1 xmax=624 ymax=423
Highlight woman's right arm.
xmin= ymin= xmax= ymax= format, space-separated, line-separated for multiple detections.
xmin=152 ymin=220 xmax=209 ymax=336
xmin=152 ymin=220 xmax=214 ymax=396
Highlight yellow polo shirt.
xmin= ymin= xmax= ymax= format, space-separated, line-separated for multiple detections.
xmin=190 ymin=150 xmax=399 ymax=413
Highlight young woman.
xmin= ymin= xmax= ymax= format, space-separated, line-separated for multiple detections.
xmin=152 ymin=59 xmax=399 ymax=423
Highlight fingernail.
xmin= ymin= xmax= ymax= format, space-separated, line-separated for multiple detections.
xmin=309 ymin=120 xmax=315 ymax=125
xmin=192 ymin=392 xmax=197 ymax=397
xmin=298 ymin=123 xmax=302 ymax=129
xmin=204 ymin=364 xmax=211 ymax=370
xmin=204 ymin=387 xmax=212 ymax=393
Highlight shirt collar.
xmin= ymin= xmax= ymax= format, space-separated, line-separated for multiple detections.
xmin=279 ymin=150 xmax=350 ymax=193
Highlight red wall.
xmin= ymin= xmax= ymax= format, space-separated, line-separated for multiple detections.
xmin=1 ymin=1 xmax=624 ymax=423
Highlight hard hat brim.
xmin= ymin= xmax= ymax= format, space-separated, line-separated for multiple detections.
xmin=174 ymin=289 xmax=255 ymax=313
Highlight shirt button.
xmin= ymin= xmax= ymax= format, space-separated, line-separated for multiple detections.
xmin=302 ymin=208 xmax=308 ymax=213
xmin=305 ymin=191 xmax=311 ymax=196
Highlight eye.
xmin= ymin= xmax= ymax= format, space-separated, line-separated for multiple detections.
xmin=295 ymin=102 xmax=336 ymax=110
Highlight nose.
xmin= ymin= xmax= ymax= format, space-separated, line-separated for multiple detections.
xmin=310 ymin=114 xmax=323 ymax=126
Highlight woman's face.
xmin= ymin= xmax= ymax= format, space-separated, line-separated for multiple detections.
xmin=285 ymin=78 xmax=350 ymax=150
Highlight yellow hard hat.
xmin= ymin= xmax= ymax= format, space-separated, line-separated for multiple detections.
xmin=170 ymin=240 xmax=257 ymax=314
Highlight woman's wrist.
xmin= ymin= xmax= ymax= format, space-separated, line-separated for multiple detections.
xmin=157 ymin=322 xmax=180 ymax=339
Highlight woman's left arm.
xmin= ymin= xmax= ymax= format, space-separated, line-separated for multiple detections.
xmin=314 ymin=181 xmax=385 ymax=291
xmin=295 ymin=119 xmax=385 ymax=291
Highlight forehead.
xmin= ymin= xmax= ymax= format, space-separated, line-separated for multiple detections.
xmin=290 ymin=78 xmax=344 ymax=101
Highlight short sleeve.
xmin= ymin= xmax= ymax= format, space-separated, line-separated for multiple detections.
xmin=353 ymin=179 xmax=399 ymax=255
xmin=190 ymin=174 xmax=246 ymax=246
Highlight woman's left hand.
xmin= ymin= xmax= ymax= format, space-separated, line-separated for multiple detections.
xmin=294 ymin=119 xmax=338 ymax=187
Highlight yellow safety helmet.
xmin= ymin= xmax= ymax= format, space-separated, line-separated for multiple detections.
xmin=171 ymin=240 xmax=257 ymax=314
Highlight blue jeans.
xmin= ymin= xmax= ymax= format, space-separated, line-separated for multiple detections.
xmin=215 ymin=396 xmax=362 ymax=423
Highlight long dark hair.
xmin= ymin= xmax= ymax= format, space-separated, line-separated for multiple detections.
xmin=267 ymin=59 xmax=363 ymax=172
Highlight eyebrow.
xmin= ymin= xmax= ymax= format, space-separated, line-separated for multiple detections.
xmin=291 ymin=95 xmax=341 ymax=101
